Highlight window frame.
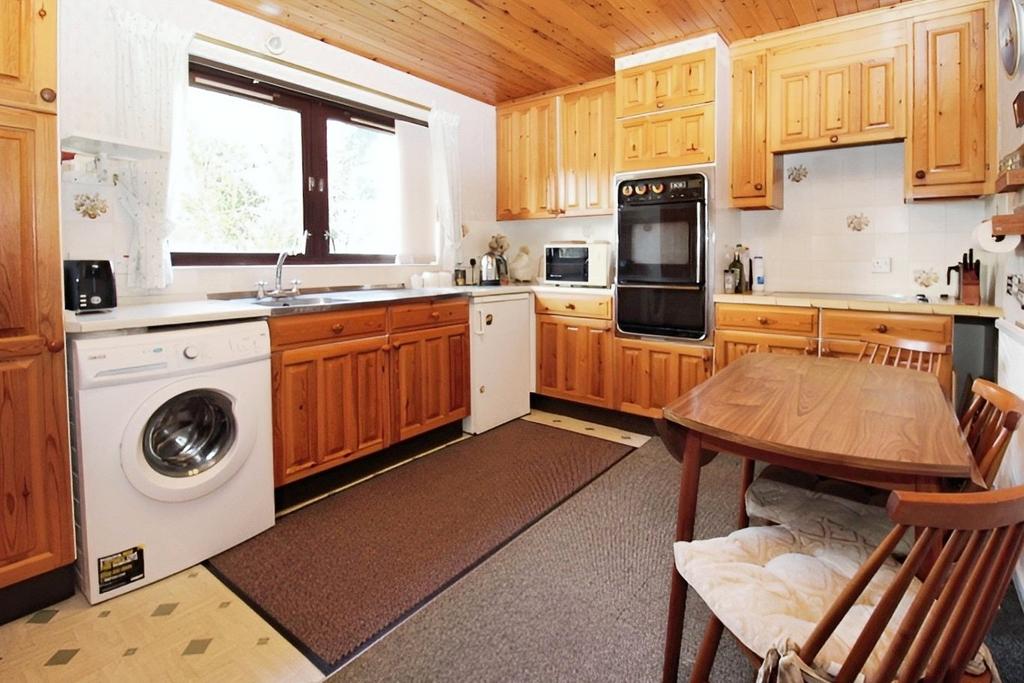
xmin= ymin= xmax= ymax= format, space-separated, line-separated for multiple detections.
xmin=171 ymin=62 xmax=402 ymax=267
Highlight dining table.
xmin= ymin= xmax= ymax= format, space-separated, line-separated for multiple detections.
xmin=657 ymin=352 xmax=982 ymax=683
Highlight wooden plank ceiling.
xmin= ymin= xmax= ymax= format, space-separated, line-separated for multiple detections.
xmin=213 ymin=0 xmax=913 ymax=104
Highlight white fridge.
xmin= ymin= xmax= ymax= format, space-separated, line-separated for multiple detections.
xmin=463 ymin=292 xmax=532 ymax=434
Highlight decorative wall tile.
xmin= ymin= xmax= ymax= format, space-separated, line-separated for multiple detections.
xmin=913 ymin=268 xmax=940 ymax=288
xmin=846 ymin=213 xmax=870 ymax=232
xmin=786 ymin=165 xmax=808 ymax=183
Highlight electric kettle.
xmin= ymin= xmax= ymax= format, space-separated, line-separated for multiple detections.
xmin=480 ymin=252 xmax=508 ymax=286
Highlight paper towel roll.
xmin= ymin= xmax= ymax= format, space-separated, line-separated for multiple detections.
xmin=975 ymin=220 xmax=1021 ymax=253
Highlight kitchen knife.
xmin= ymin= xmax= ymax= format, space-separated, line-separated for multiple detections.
xmin=968 ymin=249 xmax=974 ymax=271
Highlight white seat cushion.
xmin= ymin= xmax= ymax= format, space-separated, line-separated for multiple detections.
xmin=744 ymin=468 xmax=913 ymax=556
xmin=674 ymin=522 xmax=920 ymax=681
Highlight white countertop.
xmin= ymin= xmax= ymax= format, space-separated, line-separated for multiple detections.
xmin=714 ymin=292 xmax=1004 ymax=318
xmin=457 ymin=284 xmax=612 ymax=297
xmin=64 ymin=299 xmax=269 ymax=334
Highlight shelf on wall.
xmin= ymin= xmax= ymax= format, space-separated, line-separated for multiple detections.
xmin=991 ymin=213 xmax=1024 ymax=236
xmin=60 ymin=134 xmax=167 ymax=160
xmin=995 ymin=169 xmax=1024 ymax=194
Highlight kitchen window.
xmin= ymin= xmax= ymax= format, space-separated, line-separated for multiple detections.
xmin=171 ymin=62 xmax=413 ymax=266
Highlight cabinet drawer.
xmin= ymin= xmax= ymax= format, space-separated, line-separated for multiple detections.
xmin=390 ymin=299 xmax=469 ymax=332
xmin=269 ymin=307 xmax=387 ymax=349
xmin=534 ymin=292 xmax=612 ymax=319
xmin=820 ymin=310 xmax=951 ymax=344
xmin=715 ymin=304 xmax=818 ymax=335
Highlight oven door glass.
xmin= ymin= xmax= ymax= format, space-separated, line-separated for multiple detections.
xmin=616 ymin=286 xmax=707 ymax=340
xmin=617 ymin=201 xmax=703 ymax=285
xmin=545 ymin=247 xmax=588 ymax=282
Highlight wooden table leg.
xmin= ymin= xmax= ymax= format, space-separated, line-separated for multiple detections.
xmin=662 ymin=429 xmax=704 ymax=683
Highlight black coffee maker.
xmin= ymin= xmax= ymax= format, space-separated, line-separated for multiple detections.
xmin=63 ymin=260 xmax=117 ymax=312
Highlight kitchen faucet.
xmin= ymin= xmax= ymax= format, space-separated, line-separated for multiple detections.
xmin=257 ymin=230 xmax=309 ymax=299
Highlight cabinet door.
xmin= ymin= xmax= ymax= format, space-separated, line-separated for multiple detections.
xmin=535 ymin=314 xmax=613 ymax=408
xmin=731 ymin=53 xmax=780 ymax=207
xmin=769 ymin=68 xmax=817 ymax=151
xmin=819 ymin=64 xmax=854 ymax=140
xmin=496 ymin=98 xmax=558 ymax=220
xmin=714 ymin=330 xmax=817 ymax=372
xmin=615 ymin=338 xmax=711 ymax=417
xmin=615 ymin=104 xmax=714 ymax=172
xmin=273 ymin=350 xmax=319 ymax=483
xmin=615 ymin=50 xmax=715 ymax=118
xmin=0 ymin=107 xmax=72 ymax=588
xmin=860 ymin=49 xmax=905 ymax=138
xmin=320 ymin=336 xmax=389 ymax=464
xmin=561 ymin=83 xmax=614 ymax=216
xmin=392 ymin=324 xmax=469 ymax=442
xmin=0 ymin=0 xmax=56 ymax=113
xmin=910 ymin=9 xmax=986 ymax=191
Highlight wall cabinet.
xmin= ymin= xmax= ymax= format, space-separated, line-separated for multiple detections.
xmin=909 ymin=9 xmax=987 ymax=197
xmin=497 ymin=79 xmax=615 ymax=221
xmin=391 ymin=323 xmax=470 ymax=442
xmin=731 ymin=52 xmax=781 ymax=209
xmin=615 ymin=50 xmax=714 ymax=118
xmin=729 ymin=0 xmax=992 ymax=207
xmin=0 ymin=0 xmax=56 ymax=113
xmin=0 ymin=105 xmax=72 ymax=589
xmin=614 ymin=338 xmax=711 ymax=417
xmin=536 ymin=314 xmax=614 ymax=409
xmin=615 ymin=103 xmax=714 ymax=172
xmin=270 ymin=301 xmax=470 ymax=486
xmin=496 ymin=98 xmax=558 ymax=219
xmin=561 ymin=83 xmax=614 ymax=217
xmin=768 ymin=47 xmax=906 ymax=153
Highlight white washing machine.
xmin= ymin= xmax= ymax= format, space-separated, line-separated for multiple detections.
xmin=69 ymin=320 xmax=275 ymax=604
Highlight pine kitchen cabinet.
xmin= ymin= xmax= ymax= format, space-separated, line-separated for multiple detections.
xmin=496 ymin=97 xmax=558 ymax=219
xmin=909 ymin=8 xmax=988 ymax=198
xmin=614 ymin=49 xmax=714 ymax=118
xmin=269 ymin=298 xmax=470 ymax=487
xmin=729 ymin=0 xmax=994 ymax=207
xmin=391 ymin=323 xmax=470 ymax=443
xmin=536 ymin=293 xmax=614 ymax=409
xmin=615 ymin=103 xmax=714 ymax=173
xmin=0 ymin=0 xmax=57 ymax=114
xmin=0 ymin=104 xmax=73 ymax=589
xmin=496 ymin=78 xmax=615 ymax=221
xmin=614 ymin=338 xmax=711 ymax=418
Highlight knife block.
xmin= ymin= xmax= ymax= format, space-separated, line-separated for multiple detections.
xmin=960 ymin=273 xmax=981 ymax=305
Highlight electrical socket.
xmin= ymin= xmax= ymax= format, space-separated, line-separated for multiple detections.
xmin=871 ymin=257 xmax=892 ymax=274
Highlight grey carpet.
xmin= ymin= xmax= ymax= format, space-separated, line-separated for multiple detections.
xmin=328 ymin=435 xmax=752 ymax=682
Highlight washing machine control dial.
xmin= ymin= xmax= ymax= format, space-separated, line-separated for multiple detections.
xmin=183 ymin=346 xmax=199 ymax=360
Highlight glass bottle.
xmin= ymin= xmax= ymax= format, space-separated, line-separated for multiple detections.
xmin=728 ymin=246 xmax=745 ymax=293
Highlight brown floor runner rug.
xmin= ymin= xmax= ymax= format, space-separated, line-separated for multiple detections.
xmin=207 ymin=419 xmax=634 ymax=674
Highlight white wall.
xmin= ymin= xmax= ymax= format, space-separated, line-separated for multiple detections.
xmin=740 ymin=143 xmax=986 ymax=298
xmin=58 ymin=0 xmax=496 ymax=302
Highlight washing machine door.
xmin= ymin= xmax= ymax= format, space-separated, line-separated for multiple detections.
xmin=121 ymin=375 xmax=258 ymax=502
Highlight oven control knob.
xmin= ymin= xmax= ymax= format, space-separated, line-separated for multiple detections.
xmin=651 ymin=183 xmax=664 ymax=194
xmin=183 ymin=346 xmax=199 ymax=360
xmin=635 ymin=183 xmax=647 ymax=195
xmin=621 ymin=185 xmax=633 ymax=196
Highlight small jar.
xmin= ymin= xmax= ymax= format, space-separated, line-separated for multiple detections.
xmin=454 ymin=268 xmax=467 ymax=286
xmin=723 ymin=269 xmax=736 ymax=294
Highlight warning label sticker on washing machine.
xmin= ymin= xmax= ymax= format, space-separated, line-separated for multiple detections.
xmin=98 ymin=546 xmax=145 ymax=594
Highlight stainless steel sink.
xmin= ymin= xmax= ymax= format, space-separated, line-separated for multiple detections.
xmin=254 ymin=295 xmax=352 ymax=308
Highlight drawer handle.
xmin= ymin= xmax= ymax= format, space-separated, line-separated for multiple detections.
xmin=565 ymin=303 xmax=576 ymax=310
xmin=331 ymin=323 xmax=346 ymax=334
xmin=915 ymin=170 xmax=926 ymax=180
xmin=874 ymin=324 xmax=888 ymax=333
xmin=40 ymin=87 xmax=56 ymax=103
xmin=756 ymin=316 xmax=769 ymax=325
xmin=656 ymin=102 xmax=664 ymax=109
xmin=430 ymin=311 xmax=441 ymax=319
xmin=754 ymin=183 xmax=764 ymax=191
xmin=829 ymin=135 xmax=839 ymax=143
xmin=46 ymin=338 xmax=64 ymax=353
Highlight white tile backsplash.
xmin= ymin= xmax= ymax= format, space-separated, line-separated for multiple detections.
xmin=740 ymin=142 xmax=985 ymax=297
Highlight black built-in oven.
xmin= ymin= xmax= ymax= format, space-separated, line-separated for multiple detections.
xmin=615 ymin=173 xmax=708 ymax=340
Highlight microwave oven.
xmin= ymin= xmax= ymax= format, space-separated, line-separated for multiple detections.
xmin=541 ymin=242 xmax=611 ymax=287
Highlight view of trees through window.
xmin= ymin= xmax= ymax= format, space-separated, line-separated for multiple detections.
xmin=170 ymin=66 xmax=403 ymax=264
xmin=172 ymin=87 xmax=305 ymax=254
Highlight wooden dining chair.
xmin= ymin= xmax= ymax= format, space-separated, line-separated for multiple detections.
xmin=856 ymin=333 xmax=950 ymax=378
xmin=675 ymin=483 xmax=1024 ymax=682
xmin=960 ymin=378 xmax=1024 ymax=489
